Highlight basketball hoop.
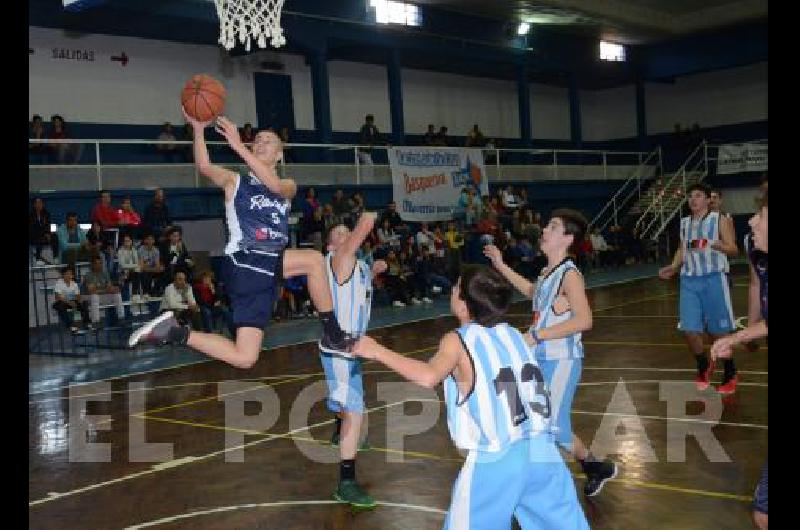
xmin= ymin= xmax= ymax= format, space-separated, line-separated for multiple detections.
xmin=215 ymin=0 xmax=287 ymax=52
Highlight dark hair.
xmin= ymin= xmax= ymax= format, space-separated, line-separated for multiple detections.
xmin=91 ymin=255 xmax=103 ymax=264
xmin=60 ymin=266 xmax=74 ymax=276
xmin=325 ymin=222 xmax=348 ymax=244
xmin=366 ymin=114 xmax=374 ymax=121
xmin=458 ymin=265 xmax=513 ymax=326
xmin=32 ymin=114 xmax=42 ymax=122
xmin=550 ymin=208 xmax=588 ymax=257
xmin=687 ymin=183 xmax=711 ymax=197
xmin=66 ymin=211 xmax=78 ymax=219
xmin=710 ymin=188 xmax=722 ymax=197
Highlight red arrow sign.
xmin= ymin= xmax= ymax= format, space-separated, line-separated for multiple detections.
xmin=111 ymin=52 xmax=128 ymax=66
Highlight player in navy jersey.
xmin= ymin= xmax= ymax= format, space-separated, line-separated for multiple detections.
xmin=354 ymin=266 xmax=589 ymax=530
xmin=484 ymin=209 xmax=617 ymax=497
xmin=711 ymin=182 xmax=767 ymax=529
xmin=659 ymin=183 xmax=739 ymax=393
xmin=322 ymin=211 xmax=388 ymax=508
xmin=129 ymin=108 xmax=356 ymax=366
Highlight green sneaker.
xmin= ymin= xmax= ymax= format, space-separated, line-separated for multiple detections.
xmin=333 ymin=479 xmax=376 ymax=509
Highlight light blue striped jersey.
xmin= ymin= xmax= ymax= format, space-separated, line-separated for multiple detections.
xmin=680 ymin=211 xmax=729 ymax=276
xmin=325 ymin=251 xmax=373 ymax=337
xmin=531 ymin=258 xmax=584 ymax=360
xmin=444 ymin=322 xmax=553 ymax=452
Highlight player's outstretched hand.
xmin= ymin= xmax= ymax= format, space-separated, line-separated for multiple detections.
xmin=215 ymin=116 xmax=243 ymax=148
xmin=658 ymin=265 xmax=676 ymax=280
xmin=710 ymin=335 xmax=736 ymax=360
xmin=483 ymin=244 xmax=503 ymax=267
xmin=181 ymin=105 xmax=214 ymax=130
xmin=353 ymin=336 xmax=381 ymax=360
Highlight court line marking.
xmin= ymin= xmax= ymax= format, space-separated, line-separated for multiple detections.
xmin=123 ymin=500 xmax=447 ymax=529
xmin=29 ymin=399 xmax=408 ymax=507
xmin=29 ymin=278 xmax=671 ymax=396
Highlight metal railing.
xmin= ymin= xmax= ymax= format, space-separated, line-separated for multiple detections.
xmin=29 ymin=139 xmax=652 ymax=190
xmin=588 ymin=146 xmax=662 ymax=233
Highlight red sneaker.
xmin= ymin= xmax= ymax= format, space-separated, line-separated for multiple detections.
xmin=695 ymin=359 xmax=715 ymax=391
xmin=717 ymin=375 xmax=738 ymax=395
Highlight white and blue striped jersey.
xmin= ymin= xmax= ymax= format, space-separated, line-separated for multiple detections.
xmin=325 ymin=252 xmax=373 ymax=337
xmin=531 ymin=258 xmax=584 ymax=361
xmin=680 ymin=211 xmax=729 ymax=276
xmin=224 ymin=172 xmax=290 ymax=255
xmin=444 ymin=322 xmax=552 ymax=452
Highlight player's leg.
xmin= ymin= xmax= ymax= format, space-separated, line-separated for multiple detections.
xmin=514 ymin=437 xmax=590 ymax=530
xmin=706 ymin=272 xmax=737 ymax=393
xmin=679 ymin=276 xmax=713 ymax=389
xmin=442 ymin=448 xmax=521 ymax=530
xmin=282 ymin=249 xmax=354 ymax=352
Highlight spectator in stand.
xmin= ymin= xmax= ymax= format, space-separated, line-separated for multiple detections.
xmin=484 ymin=138 xmax=497 ymax=164
xmin=117 ymin=196 xmax=142 ymax=241
xmin=358 ymin=114 xmax=381 ymax=167
xmin=384 ymin=249 xmax=413 ymax=307
xmin=459 ymin=188 xmax=478 ymax=227
xmin=30 ymin=197 xmax=57 ymax=264
xmin=138 ymin=233 xmax=164 ymax=296
xmin=377 ymin=218 xmax=400 ymax=252
xmin=400 ymin=234 xmax=417 ymax=261
xmin=445 ymin=221 xmax=464 ymax=278
xmin=86 ymin=221 xmax=115 ymax=273
xmin=194 ymin=270 xmax=235 ymax=336
xmin=590 ymin=228 xmax=610 ymax=269
xmin=57 ymin=212 xmax=93 ymax=265
xmin=90 ymin=191 xmax=120 ymax=229
xmin=477 ymin=213 xmax=502 ymax=247
xmin=415 ymin=222 xmax=435 ymax=254
xmin=501 ymin=185 xmax=520 ymax=210
xmin=350 ymin=192 xmax=366 ymax=223
xmin=511 ymin=209 xmax=524 ymax=239
xmin=517 ymin=188 xmax=529 ymax=209
xmin=465 ymin=124 xmax=486 ymax=147
xmin=302 ymin=207 xmax=326 ymax=252
xmin=161 ymin=227 xmax=194 ymax=284
xmin=156 ymin=122 xmax=179 ymax=163
xmin=415 ymin=246 xmax=451 ymax=298
xmin=331 ymin=189 xmax=350 ymax=222
xmin=515 ymin=235 xmax=538 ymax=278
xmin=48 ymin=115 xmax=82 ymax=164
xmin=434 ymin=126 xmax=449 ymax=146
xmin=606 ymin=225 xmax=625 ymax=267
xmin=432 ymin=225 xmax=447 ymax=268
xmin=82 ymin=255 xmax=125 ymax=325
xmin=379 ymin=201 xmax=407 ymax=233
xmin=423 ymin=124 xmax=437 ymax=146
xmin=53 ymin=267 xmax=93 ymax=333
xmin=117 ymin=233 xmax=144 ymax=315
xmin=321 ymin=203 xmax=338 ymax=232
xmin=399 ymin=250 xmax=426 ymax=305
xmin=160 ymin=271 xmax=202 ymax=330
xmin=30 ymin=115 xmax=46 ymax=164
xmin=240 ymin=123 xmax=256 ymax=144
xmin=143 ymin=188 xmax=171 ymax=241
xmin=302 ymin=187 xmax=320 ymax=220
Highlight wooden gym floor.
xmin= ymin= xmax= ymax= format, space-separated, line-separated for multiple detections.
xmin=29 ymin=275 xmax=767 ymax=529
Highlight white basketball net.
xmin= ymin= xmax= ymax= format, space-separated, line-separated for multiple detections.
xmin=215 ymin=0 xmax=287 ymax=52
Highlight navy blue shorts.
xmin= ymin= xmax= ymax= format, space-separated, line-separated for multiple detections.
xmin=223 ymin=249 xmax=284 ymax=330
xmin=753 ymin=460 xmax=768 ymax=514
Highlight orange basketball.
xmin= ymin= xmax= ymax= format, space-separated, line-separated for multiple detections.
xmin=181 ymin=74 xmax=227 ymax=122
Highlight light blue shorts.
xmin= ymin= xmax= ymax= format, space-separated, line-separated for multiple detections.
xmin=538 ymin=358 xmax=582 ymax=451
xmin=319 ymin=352 xmax=365 ymax=414
xmin=679 ymin=272 xmax=735 ymax=335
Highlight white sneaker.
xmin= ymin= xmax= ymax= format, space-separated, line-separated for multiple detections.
xmin=431 ymin=286 xmax=442 ymax=294
xmin=422 ymin=297 xmax=433 ymax=304
xmin=411 ymin=298 xmax=422 ymax=305
xmin=393 ymin=300 xmax=406 ymax=307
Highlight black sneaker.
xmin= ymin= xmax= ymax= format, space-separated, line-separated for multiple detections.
xmin=319 ymin=332 xmax=359 ymax=358
xmin=584 ymin=460 xmax=618 ymax=497
xmin=127 ymin=311 xmax=184 ymax=347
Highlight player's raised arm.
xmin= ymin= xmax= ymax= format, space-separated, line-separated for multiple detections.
xmin=353 ymin=332 xmax=463 ymax=389
xmin=182 ymin=106 xmax=236 ymax=191
xmin=483 ymin=244 xmax=535 ymax=298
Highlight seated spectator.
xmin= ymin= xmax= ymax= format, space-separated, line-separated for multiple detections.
xmin=279 ymin=275 xmax=312 ymax=319
xmin=56 ymin=212 xmax=92 ymax=265
xmin=434 ymin=126 xmax=449 ymax=146
xmin=86 ymin=221 xmax=115 ymax=273
xmin=138 ymin=233 xmax=164 ymax=296
xmin=379 ymin=201 xmax=406 ymax=233
xmin=501 ymin=186 xmax=520 ymax=210
xmin=517 ymin=188 xmax=529 ymax=209
xmin=240 ymin=122 xmax=256 ymax=144
xmin=117 ymin=234 xmax=144 ymax=315
xmin=53 ymin=267 xmax=92 ymax=333
xmin=156 ymin=122 xmax=179 ymax=163
xmin=423 ymin=124 xmax=436 ymax=146
xmin=82 ymin=255 xmax=125 ymax=325
xmin=193 ymin=270 xmax=235 ymax=335
xmin=414 ymin=246 xmax=451 ymax=299
xmin=589 ymin=228 xmax=610 ymax=268
xmin=321 ymin=203 xmax=338 ymax=232
xmin=400 ymin=234 xmax=417 ymax=261
xmin=399 ymin=250 xmax=426 ymax=305
xmin=376 ymin=218 xmax=400 ymax=251
xmin=161 ymin=227 xmax=194 ymax=284
xmin=432 ymin=225 xmax=447 ymax=270
xmin=91 ymin=190 xmax=120 ymax=229
xmin=331 ymin=189 xmax=350 ymax=222
xmin=445 ymin=221 xmax=464 ymax=278
xmin=465 ymin=124 xmax=486 ymax=147
xmin=476 ymin=214 xmax=501 ymax=246
xmin=384 ymin=250 xmax=414 ymax=307
xmin=29 ymin=114 xmax=46 ymax=164
xmin=302 ymin=187 xmax=320 ymax=220
xmin=30 ymin=197 xmax=57 ymax=264
xmin=415 ymin=222 xmax=435 ymax=254
xmin=143 ymin=188 xmax=171 ymax=241
xmin=350 ymin=192 xmax=365 ymax=223
xmin=117 ymin=196 xmax=142 ymax=241
xmin=301 ymin=207 xmax=325 ymax=252
xmin=160 ymin=271 xmax=202 ymax=330
xmin=48 ymin=115 xmax=82 ymax=164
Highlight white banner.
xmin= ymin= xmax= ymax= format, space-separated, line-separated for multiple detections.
xmin=717 ymin=142 xmax=768 ymax=174
xmin=389 ymin=148 xmax=490 ymax=222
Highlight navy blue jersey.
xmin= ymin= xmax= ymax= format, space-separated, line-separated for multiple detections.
xmin=224 ymin=171 xmax=290 ymax=254
xmin=746 ymin=232 xmax=768 ymax=324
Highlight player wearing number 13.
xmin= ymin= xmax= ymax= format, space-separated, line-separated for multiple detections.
xmin=353 ymin=266 xmax=589 ymax=530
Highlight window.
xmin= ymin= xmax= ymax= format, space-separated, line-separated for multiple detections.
xmin=370 ymin=0 xmax=422 ymax=27
xmin=599 ymin=40 xmax=626 ymax=62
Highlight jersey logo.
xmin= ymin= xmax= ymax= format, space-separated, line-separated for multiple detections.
xmin=250 ymin=194 xmax=290 ymax=213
